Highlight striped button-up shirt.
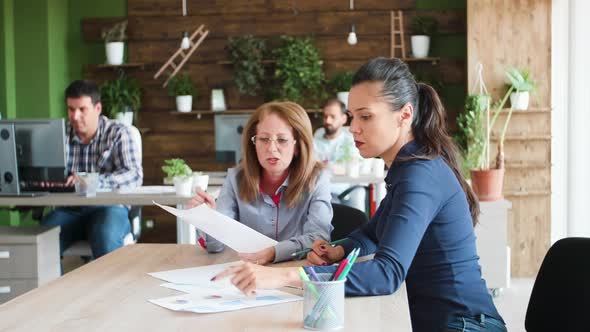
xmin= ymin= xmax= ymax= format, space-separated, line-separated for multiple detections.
xmin=66 ymin=116 xmax=142 ymax=190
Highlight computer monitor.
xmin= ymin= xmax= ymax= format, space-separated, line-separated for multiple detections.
xmin=214 ymin=114 xmax=250 ymax=165
xmin=0 ymin=118 xmax=68 ymax=195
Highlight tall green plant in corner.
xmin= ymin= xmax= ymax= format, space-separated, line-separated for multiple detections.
xmin=227 ymin=35 xmax=267 ymax=96
xmin=272 ymin=36 xmax=324 ymax=105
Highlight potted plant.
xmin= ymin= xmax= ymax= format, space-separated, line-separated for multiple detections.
xmin=162 ymin=158 xmax=193 ymax=197
xmin=327 ymin=71 xmax=354 ymax=109
xmin=272 ymin=36 xmax=325 ymax=105
xmin=101 ymin=20 xmax=127 ymax=65
xmin=226 ymin=35 xmax=267 ymax=96
xmin=506 ymin=67 xmax=536 ymax=110
xmin=167 ymin=74 xmax=197 ymax=113
xmin=410 ymin=16 xmax=438 ymax=59
xmin=459 ymin=67 xmax=523 ymax=201
xmin=100 ymin=76 xmax=141 ymax=126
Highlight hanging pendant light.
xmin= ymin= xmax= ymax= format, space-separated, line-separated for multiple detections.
xmin=347 ymin=0 xmax=358 ymax=45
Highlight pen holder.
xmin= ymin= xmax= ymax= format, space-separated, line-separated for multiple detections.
xmin=303 ymin=273 xmax=345 ymax=330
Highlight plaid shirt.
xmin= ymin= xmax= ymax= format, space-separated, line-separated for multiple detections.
xmin=66 ymin=116 xmax=143 ymax=189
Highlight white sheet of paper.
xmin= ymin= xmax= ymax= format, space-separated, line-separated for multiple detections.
xmin=148 ymin=261 xmax=240 ymax=290
xmin=148 ymin=288 xmax=301 ymax=313
xmin=153 ymin=201 xmax=278 ymax=253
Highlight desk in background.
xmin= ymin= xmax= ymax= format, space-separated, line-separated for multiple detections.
xmin=0 ymin=244 xmax=412 ymax=331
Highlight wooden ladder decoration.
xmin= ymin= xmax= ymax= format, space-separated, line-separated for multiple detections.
xmin=154 ymin=24 xmax=209 ymax=87
xmin=390 ymin=10 xmax=407 ymax=58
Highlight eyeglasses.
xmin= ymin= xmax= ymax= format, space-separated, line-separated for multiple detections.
xmin=251 ymin=135 xmax=297 ymax=148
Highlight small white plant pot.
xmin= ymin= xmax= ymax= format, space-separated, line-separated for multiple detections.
xmin=116 ymin=111 xmax=133 ymax=126
xmin=173 ymin=176 xmax=193 ymax=197
xmin=192 ymin=174 xmax=209 ymax=194
xmin=411 ymin=35 xmax=430 ymax=58
xmin=337 ymin=91 xmax=349 ymax=109
xmin=105 ymin=42 xmax=124 ymax=65
xmin=176 ymin=95 xmax=193 ymax=112
xmin=359 ymin=158 xmax=373 ymax=175
xmin=510 ymin=92 xmax=530 ymax=110
xmin=346 ymin=159 xmax=360 ymax=178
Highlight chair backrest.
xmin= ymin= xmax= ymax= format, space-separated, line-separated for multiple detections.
xmin=127 ymin=125 xmax=142 ymax=161
xmin=330 ymin=203 xmax=369 ymax=241
xmin=126 ymin=125 xmax=142 ymax=240
xmin=525 ymin=237 xmax=590 ymax=331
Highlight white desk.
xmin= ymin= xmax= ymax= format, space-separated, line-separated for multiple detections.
xmin=0 ymin=244 xmax=412 ymax=331
xmin=0 ymin=190 xmax=201 ymax=244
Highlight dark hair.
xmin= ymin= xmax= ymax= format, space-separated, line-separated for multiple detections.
xmin=352 ymin=57 xmax=480 ymax=225
xmin=65 ymin=80 xmax=101 ymax=105
xmin=321 ymin=98 xmax=347 ymax=114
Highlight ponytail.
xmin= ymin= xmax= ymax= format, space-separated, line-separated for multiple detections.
xmin=414 ymin=83 xmax=480 ymax=225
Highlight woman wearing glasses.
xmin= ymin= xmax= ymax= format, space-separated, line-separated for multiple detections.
xmin=187 ymin=101 xmax=333 ymax=264
xmin=213 ymin=58 xmax=506 ymax=332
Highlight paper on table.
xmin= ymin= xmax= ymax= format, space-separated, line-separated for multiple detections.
xmin=153 ymin=202 xmax=278 ymax=253
xmin=148 ymin=261 xmax=240 ymax=290
xmin=148 ymin=288 xmax=301 ymax=313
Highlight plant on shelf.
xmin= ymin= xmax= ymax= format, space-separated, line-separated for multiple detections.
xmin=101 ymin=20 xmax=127 ymax=65
xmin=409 ymin=16 xmax=438 ymax=59
xmin=459 ymin=65 xmax=525 ymax=201
xmin=272 ymin=36 xmax=325 ymax=105
xmin=162 ymin=158 xmax=193 ymax=196
xmin=505 ymin=67 xmax=536 ymax=110
xmin=100 ymin=75 xmax=141 ymax=126
xmin=327 ymin=71 xmax=354 ymax=108
xmin=226 ymin=35 xmax=267 ymax=96
xmin=167 ymin=74 xmax=197 ymax=112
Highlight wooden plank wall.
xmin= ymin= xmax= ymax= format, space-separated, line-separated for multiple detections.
xmin=467 ymin=0 xmax=551 ymax=277
xmin=83 ymin=0 xmax=466 ymax=243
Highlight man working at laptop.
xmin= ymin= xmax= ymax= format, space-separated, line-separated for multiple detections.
xmin=41 ymin=80 xmax=143 ymax=259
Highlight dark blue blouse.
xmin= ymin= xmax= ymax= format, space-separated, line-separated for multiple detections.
xmin=314 ymin=140 xmax=503 ymax=331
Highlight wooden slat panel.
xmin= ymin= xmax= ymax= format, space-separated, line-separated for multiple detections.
xmin=468 ymin=0 xmax=551 ymax=277
xmin=128 ymin=0 xmax=417 ymax=17
xmin=504 ymin=168 xmax=550 ymax=193
xmin=83 ymin=10 xmax=465 ymax=42
xmin=142 ymin=133 xmax=215 ymax=158
xmin=508 ymin=195 xmax=551 ymax=277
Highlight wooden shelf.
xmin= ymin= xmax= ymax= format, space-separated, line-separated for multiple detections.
xmin=169 ymin=109 xmax=321 ymax=116
xmin=505 ymin=161 xmax=550 ymax=170
xmin=399 ymin=57 xmax=440 ymax=65
xmin=505 ymin=190 xmax=551 ymax=197
xmin=217 ymin=60 xmax=276 ymax=65
xmin=490 ymin=134 xmax=551 ymax=141
xmin=89 ymin=63 xmax=146 ymax=70
xmin=138 ymin=127 xmax=151 ymax=135
xmin=497 ymin=107 xmax=551 ymax=114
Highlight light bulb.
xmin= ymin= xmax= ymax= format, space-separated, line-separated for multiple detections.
xmin=347 ymin=25 xmax=357 ymax=45
xmin=180 ymin=32 xmax=190 ymax=50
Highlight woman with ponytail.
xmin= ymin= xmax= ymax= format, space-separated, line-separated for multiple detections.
xmin=213 ymin=58 xmax=506 ymax=332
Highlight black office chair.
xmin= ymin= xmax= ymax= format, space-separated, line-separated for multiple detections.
xmin=524 ymin=237 xmax=590 ymax=331
xmin=330 ymin=203 xmax=369 ymax=241
xmin=336 ymin=185 xmax=371 ymax=217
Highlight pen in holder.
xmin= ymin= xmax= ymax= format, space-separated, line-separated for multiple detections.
xmin=303 ymin=273 xmax=345 ymax=330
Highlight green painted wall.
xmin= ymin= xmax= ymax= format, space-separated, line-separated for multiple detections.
xmin=67 ymin=0 xmax=127 ymax=81
xmin=0 ymin=0 xmax=16 ymax=119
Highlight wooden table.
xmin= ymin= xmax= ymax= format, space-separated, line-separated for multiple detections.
xmin=0 ymin=244 xmax=412 ymax=331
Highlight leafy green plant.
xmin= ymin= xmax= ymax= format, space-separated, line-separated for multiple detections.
xmin=167 ymin=74 xmax=197 ymax=97
xmin=505 ymin=67 xmax=536 ymax=92
xmin=410 ymin=16 xmax=438 ymax=36
xmin=100 ymin=76 xmax=141 ymax=119
xmin=272 ymin=36 xmax=325 ymax=104
xmin=456 ymin=95 xmax=489 ymax=174
xmin=162 ymin=158 xmax=192 ymax=180
xmin=101 ymin=20 xmax=127 ymax=43
xmin=227 ymin=35 xmax=267 ymax=96
xmin=327 ymin=71 xmax=354 ymax=94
